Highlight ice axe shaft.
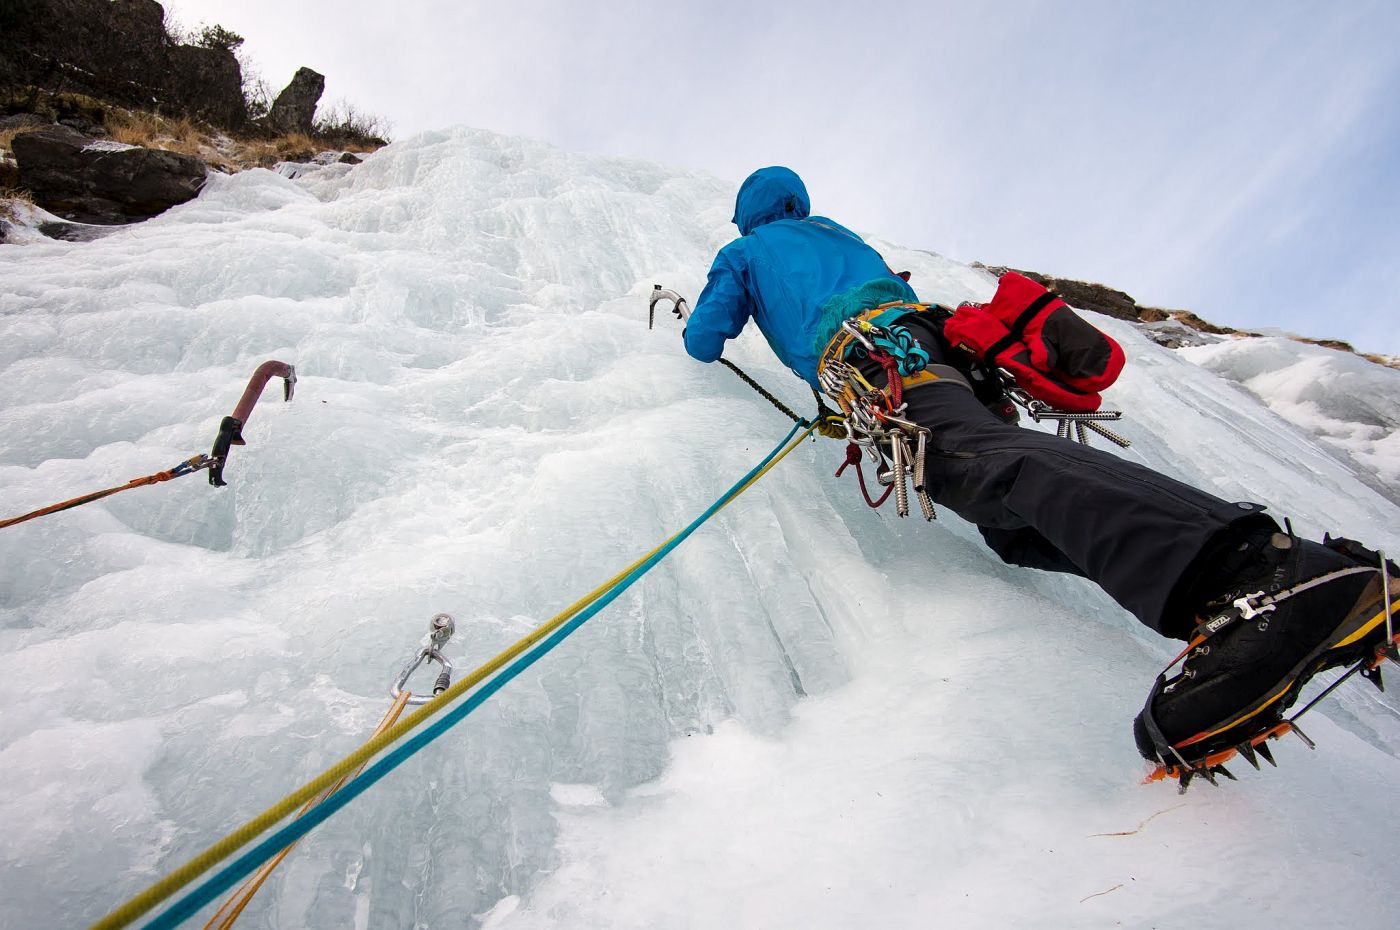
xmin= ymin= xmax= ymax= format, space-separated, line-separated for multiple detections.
xmin=229 ymin=360 xmax=296 ymax=431
xmin=209 ymin=360 xmax=297 ymax=487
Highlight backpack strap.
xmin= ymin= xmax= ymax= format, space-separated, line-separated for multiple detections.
xmin=979 ymin=291 xmax=1060 ymax=364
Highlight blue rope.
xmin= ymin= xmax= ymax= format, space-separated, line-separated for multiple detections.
xmin=142 ymin=419 xmax=811 ymax=929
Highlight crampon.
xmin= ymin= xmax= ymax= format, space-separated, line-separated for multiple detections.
xmin=1137 ymin=534 xmax=1399 ymax=793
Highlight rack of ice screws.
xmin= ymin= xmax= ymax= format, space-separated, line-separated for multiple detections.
xmin=391 ymin=613 xmax=457 ymax=705
xmin=1004 ymin=382 xmax=1132 ymax=449
xmin=817 ymin=321 xmax=937 ymax=522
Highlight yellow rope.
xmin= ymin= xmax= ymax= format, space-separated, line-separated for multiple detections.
xmin=92 ymin=421 xmax=819 ymax=930
xmin=203 ymin=691 xmax=414 ymax=930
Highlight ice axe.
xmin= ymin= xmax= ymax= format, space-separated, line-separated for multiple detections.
xmin=646 ymin=283 xmax=846 ymax=439
xmin=0 ymin=360 xmax=298 ymax=530
xmin=208 ymin=360 xmax=297 ymax=487
xmin=648 ymin=285 xmax=690 ymax=329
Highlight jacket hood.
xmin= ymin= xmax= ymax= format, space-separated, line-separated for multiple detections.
xmin=733 ymin=166 xmax=810 ymax=235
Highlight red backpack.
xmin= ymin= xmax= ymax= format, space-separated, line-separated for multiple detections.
xmin=942 ymin=273 xmax=1125 ymax=412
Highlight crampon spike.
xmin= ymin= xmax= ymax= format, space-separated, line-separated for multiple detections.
xmin=1176 ymin=770 xmax=1193 ymax=794
xmin=1255 ymin=740 xmax=1277 ymax=767
xmin=1359 ymin=663 xmax=1385 ymax=692
xmin=1236 ymin=741 xmax=1260 ymax=769
xmin=1212 ymin=764 xmax=1237 ymax=782
xmin=1290 ymin=722 xmax=1317 ymax=750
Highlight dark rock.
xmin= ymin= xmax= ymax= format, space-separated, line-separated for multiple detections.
xmin=1141 ymin=320 xmax=1218 ymax=349
xmin=264 ymin=67 xmax=325 ymax=135
xmin=38 ymin=218 xmax=128 ymax=241
xmin=979 ymin=265 xmax=1143 ymax=321
xmin=1293 ymin=336 xmax=1357 ymax=354
xmin=1172 ymin=311 xmax=1240 ymax=336
xmin=58 ymin=115 xmax=106 ymax=136
xmin=169 ymin=44 xmax=247 ymax=129
xmin=0 ymin=0 xmax=248 ymax=128
xmin=0 ymin=113 xmax=49 ymax=132
xmin=12 ymin=124 xmax=206 ymax=223
xmin=337 ymin=152 xmax=360 ymax=164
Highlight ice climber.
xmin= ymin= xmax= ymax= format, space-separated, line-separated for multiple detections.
xmin=679 ymin=165 xmax=1399 ymax=787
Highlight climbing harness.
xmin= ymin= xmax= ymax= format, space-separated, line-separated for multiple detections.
xmin=94 ymin=419 xmax=818 ymax=930
xmin=649 ymin=285 xmax=846 ymax=439
xmin=1 ymin=361 xmax=296 ymax=531
xmin=649 ymin=283 xmax=1127 ymax=523
xmin=1139 ymin=540 xmax=1400 ymax=793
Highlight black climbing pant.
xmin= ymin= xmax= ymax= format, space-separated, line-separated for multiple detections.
xmin=859 ymin=322 xmax=1277 ymax=639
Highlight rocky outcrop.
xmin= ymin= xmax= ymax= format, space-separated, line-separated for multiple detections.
xmin=973 ymin=263 xmax=1400 ymax=368
xmin=0 ymin=0 xmax=248 ymax=128
xmin=974 ymin=264 xmax=1167 ymax=322
xmin=166 ymin=44 xmax=247 ymax=128
xmin=11 ymin=124 xmax=206 ymax=223
xmin=264 ymin=68 xmax=325 ymax=135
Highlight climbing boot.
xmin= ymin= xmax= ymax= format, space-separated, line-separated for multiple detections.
xmin=1134 ymin=531 xmax=1399 ymax=787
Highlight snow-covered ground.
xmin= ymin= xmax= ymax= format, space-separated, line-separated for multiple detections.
xmin=1 ymin=128 xmax=1397 ymax=929
xmin=1179 ymin=336 xmax=1400 ymax=504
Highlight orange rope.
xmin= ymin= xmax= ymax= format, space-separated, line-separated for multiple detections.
xmin=202 ymin=691 xmax=415 ymax=930
xmin=0 ymin=457 xmax=208 ymax=530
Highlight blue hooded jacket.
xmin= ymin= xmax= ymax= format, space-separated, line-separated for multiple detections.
xmin=684 ymin=166 xmax=917 ymax=388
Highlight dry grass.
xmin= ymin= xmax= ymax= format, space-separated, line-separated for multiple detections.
xmin=0 ymin=127 xmax=18 ymax=153
xmin=103 ymin=109 xmax=378 ymax=171
xmin=0 ymin=186 xmax=35 ymax=223
xmin=231 ymin=132 xmax=320 ymax=165
xmin=1360 ymin=353 xmax=1400 ymax=371
xmin=107 ymin=110 xmax=207 ymax=157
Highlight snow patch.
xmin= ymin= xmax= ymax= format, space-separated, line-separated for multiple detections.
xmin=1180 ymin=336 xmax=1400 ymax=501
xmin=82 ymin=140 xmax=141 ymax=154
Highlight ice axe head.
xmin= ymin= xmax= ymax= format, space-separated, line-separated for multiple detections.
xmin=648 ymin=285 xmax=690 ymax=330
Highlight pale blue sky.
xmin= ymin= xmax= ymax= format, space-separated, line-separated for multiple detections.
xmin=166 ymin=1 xmax=1400 ymax=354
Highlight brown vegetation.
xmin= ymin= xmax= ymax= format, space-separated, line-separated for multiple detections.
xmin=99 ymin=107 xmax=379 ymax=172
xmin=0 ymin=185 xmax=35 ymax=223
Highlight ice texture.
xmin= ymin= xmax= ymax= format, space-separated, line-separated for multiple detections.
xmin=1 ymin=127 xmax=1398 ymax=929
xmin=1180 ymin=336 xmax=1400 ymax=503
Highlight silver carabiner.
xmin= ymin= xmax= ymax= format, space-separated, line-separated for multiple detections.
xmin=390 ymin=613 xmax=457 ymax=705
xmin=391 ymin=648 xmax=454 ymax=706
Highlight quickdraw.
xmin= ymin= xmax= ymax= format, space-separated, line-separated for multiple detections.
xmin=0 ymin=360 xmax=296 ymax=530
xmin=201 ymin=613 xmax=457 ymax=929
